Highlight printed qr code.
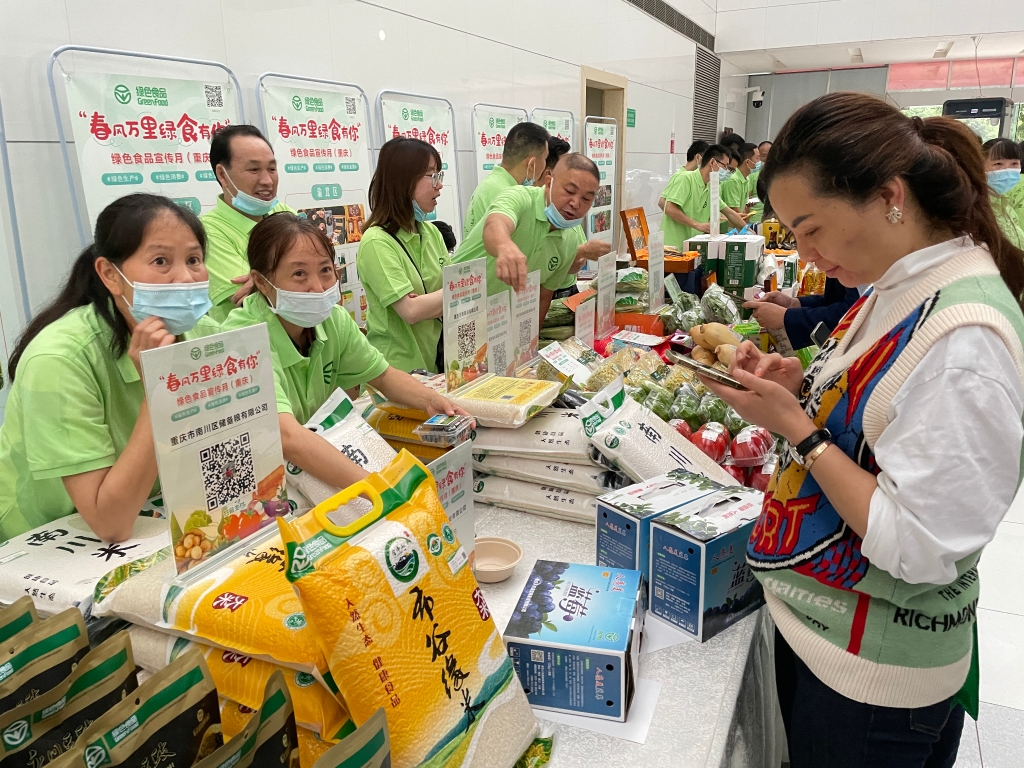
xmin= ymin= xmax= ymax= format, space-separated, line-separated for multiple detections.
xmin=204 ymin=84 xmax=224 ymax=109
xmin=530 ymin=649 xmax=544 ymax=663
xmin=199 ymin=432 xmax=256 ymax=511
xmin=456 ymin=321 xmax=476 ymax=360
xmin=518 ymin=319 xmax=532 ymax=351
xmin=492 ymin=343 xmax=507 ymax=375
xmin=654 ymin=587 xmax=665 ymax=599
xmin=345 ymin=97 xmax=357 ymax=116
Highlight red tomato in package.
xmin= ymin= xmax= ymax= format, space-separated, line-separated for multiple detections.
xmin=690 ymin=422 xmax=730 ymax=464
xmin=749 ymin=457 xmax=777 ymax=492
xmin=721 ymin=462 xmax=747 ymax=485
xmin=729 ymin=426 xmax=776 ymax=467
xmin=669 ymin=419 xmax=692 ymax=440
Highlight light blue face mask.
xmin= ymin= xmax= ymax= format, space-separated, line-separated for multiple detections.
xmin=412 ymin=200 xmax=437 ymax=222
xmin=988 ymin=168 xmax=1021 ymax=196
xmin=754 ymin=161 xmax=763 ymax=171
xmin=718 ymin=169 xmax=732 ymax=181
xmin=543 ymin=191 xmax=584 ymax=230
xmin=116 ymin=267 xmax=212 ymax=336
xmin=522 ymin=158 xmax=537 ymax=187
xmin=224 ymin=171 xmax=278 ymax=217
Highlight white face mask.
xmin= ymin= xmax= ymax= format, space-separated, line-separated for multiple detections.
xmin=264 ymin=279 xmax=340 ymax=328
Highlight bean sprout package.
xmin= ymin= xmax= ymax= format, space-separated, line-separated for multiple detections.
xmin=278 ymin=451 xmax=537 ymax=768
xmin=579 ymin=377 xmax=736 ymax=486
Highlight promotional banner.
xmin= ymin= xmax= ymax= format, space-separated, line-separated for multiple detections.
xmin=710 ymin=171 xmax=721 ymax=237
xmin=471 ymin=105 xmax=527 ymax=185
xmin=64 ymin=72 xmax=239 ymax=228
xmin=532 ymin=109 xmax=574 ymax=150
xmin=486 ymin=291 xmax=514 ymax=377
xmin=575 ymin=297 xmax=596 ymax=348
xmin=140 ymin=326 xmax=285 ymax=576
xmin=379 ymin=96 xmax=462 ymax=235
xmin=427 ymin=440 xmax=475 ymax=566
xmin=648 ymin=230 xmax=666 ymax=312
xmin=443 ymin=258 xmax=488 ymax=391
xmin=584 ymin=120 xmax=617 ymax=247
xmin=511 ymin=270 xmax=541 ymax=367
xmin=261 ymin=82 xmax=372 ymax=279
xmin=596 ymin=252 xmax=617 ymax=339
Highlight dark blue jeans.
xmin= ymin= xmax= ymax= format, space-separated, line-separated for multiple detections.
xmin=775 ymin=629 xmax=965 ymax=768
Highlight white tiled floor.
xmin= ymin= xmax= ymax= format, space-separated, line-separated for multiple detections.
xmin=953 ymin=494 xmax=1024 ymax=767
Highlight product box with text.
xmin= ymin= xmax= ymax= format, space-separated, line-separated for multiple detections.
xmin=683 ymin=234 xmax=726 ymax=273
xmin=718 ymin=235 xmax=765 ymax=310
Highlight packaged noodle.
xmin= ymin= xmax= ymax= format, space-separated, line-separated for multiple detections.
xmin=472 ymin=476 xmax=597 ymax=525
xmin=471 ymin=409 xmax=591 ymax=463
xmin=446 ymin=375 xmax=561 ymax=428
xmin=279 ymin=452 xmax=538 ymax=768
xmin=194 ymin=671 xmax=299 ymax=768
xmin=313 ymin=708 xmax=390 ymax=768
xmin=50 ymin=647 xmax=221 ymax=768
xmin=0 ymin=608 xmax=89 ymax=712
xmin=0 ymin=596 xmax=37 ymax=645
xmin=0 ymin=632 xmax=138 ymax=767
xmin=472 ymin=454 xmax=629 ymax=495
xmin=127 ymin=624 xmax=354 ymax=741
xmin=579 ymin=377 xmax=736 ymax=486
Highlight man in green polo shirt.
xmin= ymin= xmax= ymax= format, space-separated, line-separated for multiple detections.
xmin=660 ymin=144 xmax=747 ymax=250
xmin=452 ymin=153 xmax=600 ymax=322
xmin=201 ymin=125 xmax=292 ymax=321
xmin=746 ymin=140 xmax=770 ymax=224
xmin=464 ymin=121 xmax=550 ymax=235
xmin=720 ymin=142 xmax=758 ymax=218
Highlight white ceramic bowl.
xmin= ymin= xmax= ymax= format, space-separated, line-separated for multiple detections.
xmin=473 ymin=537 xmax=524 ymax=583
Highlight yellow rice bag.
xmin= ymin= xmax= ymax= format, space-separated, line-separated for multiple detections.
xmin=365 ymin=409 xmax=427 ymax=444
xmin=298 ymin=727 xmax=337 ymax=768
xmin=383 ymin=438 xmax=450 ymax=462
xmin=279 ymin=451 xmax=537 ymax=768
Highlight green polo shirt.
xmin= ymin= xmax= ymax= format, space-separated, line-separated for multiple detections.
xmin=464 ymin=166 xmax=518 ymax=235
xmin=720 ymin=170 xmax=751 ymax=211
xmin=1006 ymin=179 xmax=1024 ymax=226
xmin=0 ymin=305 xmax=221 ymax=540
xmin=452 ymin=186 xmax=575 ymax=298
xmin=554 ymin=226 xmax=586 ymax=290
xmin=660 ymin=170 xmax=725 ymax=249
xmin=992 ymin=193 xmax=1024 ymax=250
xmin=746 ymin=169 xmax=764 ymax=224
xmin=660 ymin=167 xmax=694 ymax=203
xmin=358 ymin=222 xmax=446 ymax=373
xmin=200 ymin=195 xmax=294 ymax=322
xmin=220 ymin=293 xmax=388 ymax=425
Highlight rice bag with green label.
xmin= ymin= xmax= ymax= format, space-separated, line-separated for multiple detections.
xmin=0 ymin=608 xmax=89 ymax=712
xmin=313 ymin=708 xmax=390 ymax=768
xmin=614 ymin=293 xmax=649 ymax=311
xmin=0 ymin=596 xmax=37 ymax=645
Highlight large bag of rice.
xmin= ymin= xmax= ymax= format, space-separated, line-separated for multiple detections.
xmin=313 ymin=708 xmax=390 ymax=768
xmin=278 ymin=451 xmax=537 ymax=768
xmin=384 ymin=438 xmax=449 ymax=463
xmin=471 ymin=408 xmax=592 ymax=463
xmin=127 ymin=624 xmax=354 ymax=740
xmin=471 ymin=476 xmax=597 ymax=524
xmin=289 ymin=390 xmax=398 ymax=508
xmin=580 ymin=377 xmax=736 ymax=486
xmin=0 ymin=631 xmax=138 ymax=766
xmin=0 ymin=608 xmax=89 ymax=712
xmin=472 ymin=453 xmax=629 ymax=495
xmin=0 ymin=596 xmax=37 ymax=644
xmin=0 ymin=513 xmax=170 ymax=616
xmin=446 ymin=375 xmax=561 ymax=428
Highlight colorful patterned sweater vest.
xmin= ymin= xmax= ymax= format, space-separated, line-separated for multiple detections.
xmin=747 ymin=247 xmax=1024 ymax=708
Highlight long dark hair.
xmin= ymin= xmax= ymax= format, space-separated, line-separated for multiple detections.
xmin=8 ymin=194 xmax=206 ymax=381
xmin=366 ymin=137 xmax=441 ymax=235
xmin=761 ymin=92 xmax=1024 ymax=301
xmin=247 ymin=213 xmax=335 ymax=277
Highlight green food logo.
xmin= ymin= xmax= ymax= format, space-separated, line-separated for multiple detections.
xmin=284 ymin=612 xmax=307 ymax=629
xmin=84 ymin=744 xmax=108 ymax=768
xmin=113 ymin=84 xmax=131 ymax=104
xmin=292 ymin=95 xmax=302 ymax=110
xmin=604 ymin=435 xmax=620 ymax=449
xmin=401 ymin=108 xmax=410 ymax=121
xmin=488 ymin=117 xmax=495 ymax=128
xmin=547 ymin=256 xmax=558 ymax=271
xmin=427 ymin=533 xmax=442 ymax=556
xmin=442 ymin=523 xmax=455 ymax=544
xmin=385 ymin=536 xmax=419 ymax=582
xmin=474 ymin=480 xmax=484 ymax=493
xmin=190 ymin=347 xmax=202 ymax=360
xmin=2 ymin=720 xmax=29 ymax=747
xmin=294 ymin=672 xmax=316 ymax=688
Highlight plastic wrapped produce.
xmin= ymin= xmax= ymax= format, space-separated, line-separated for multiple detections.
xmin=678 ymin=307 xmax=705 ymax=332
xmin=542 ymin=299 xmax=574 ymax=328
xmin=669 ymin=388 xmax=704 ymax=431
xmin=614 ymin=293 xmax=649 ymax=311
xmin=749 ymin=456 xmax=777 ymax=492
xmin=723 ymin=406 xmax=750 ymax=437
xmin=729 ymin=425 xmax=777 ymax=467
xmin=697 ymin=393 xmax=729 ymax=427
xmin=661 ymin=363 xmax=696 ymax=393
xmin=700 ymin=284 xmax=741 ymax=324
xmin=615 ymin=267 xmax=648 ymax=293
xmin=673 ymin=291 xmax=700 ymax=312
xmin=642 ymin=385 xmax=675 ymax=422
xmin=691 ymin=422 xmax=730 ymax=464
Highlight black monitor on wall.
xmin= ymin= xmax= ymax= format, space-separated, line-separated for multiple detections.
xmin=942 ymin=98 xmax=1014 ymax=141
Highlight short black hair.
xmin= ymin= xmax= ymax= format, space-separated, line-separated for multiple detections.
xmin=720 ymin=133 xmax=745 ymax=148
xmin=686 ymin=140 xmax=710 ymax=162
xmin=559 ymin=152 xmax=600 ymax=183
xmin=738 ymin=142 xmax=757 ymax=164
xmin=503 ymin=122 xmax=550 ymax=166
xmin=209 ymin=125 xmax=273 ymax=173
xmin=700 ymin=144 xmax=729 ymax=169
xmin=983 ymin=138 xmax=1019 ymax=162
xmin=729 ymin=149 xmax=742 ymax=166
xmin=545 ymin=136 xmax=571 ymax=170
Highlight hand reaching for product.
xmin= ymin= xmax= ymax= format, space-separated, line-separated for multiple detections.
xmin=426 ymin=392 xmax=475 ymax=426
xmin=495 ymin=243 xmax=529 ymax=293
xmin=129 ymin=316 xmax=176 ymax=377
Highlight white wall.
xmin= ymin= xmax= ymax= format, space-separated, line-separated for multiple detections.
xmin=718 ymin=57 xmax=749 ymax=140
xmin=0 ymin=0 xmax=706 ymax=330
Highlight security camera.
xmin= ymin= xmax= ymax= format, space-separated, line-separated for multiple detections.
xmin=751 ymin=89 xmax=765 ymax=109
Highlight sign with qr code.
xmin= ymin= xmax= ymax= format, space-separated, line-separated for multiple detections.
xmin=485 ymin=291 xmax=514 ymax=377
xmin=442 ymin=258 xmax=488 ymax=392
xmin=511 ymin=270 xmax=541 ymax=368
xmin=530 ymin=108 xmax=574 ymax=150
xmin=596 ymin=252 xmax=617 ymax=339
xmin=63 ymin=72 xmax=238 ymax=229
xmin=583 ymin=119 xmax=618 ymax=249
xmin=259 ymin=82 xmax=373 ymax=284
xmin=471 ymin=104 xmax=528 ymax=185
xmin=647 ymin=230 xmax=666 ymax=312
xmin=139 ymin=324 xmax=285 ymax=576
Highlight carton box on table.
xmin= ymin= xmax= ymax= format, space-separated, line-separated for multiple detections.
xmin=719 ymin=235 xmax=765 ymax=307
xmin=504 ymin=561 xmax=642 ymax=721
xmin=649 ymin=487 xmax=765 ymax=642
xmin=683 ymin=234 xmax=726 ymax=274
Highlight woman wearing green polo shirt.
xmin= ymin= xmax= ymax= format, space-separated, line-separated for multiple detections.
xmin=222 ymin=213 xmax=466 ymax=490
xmin=356 ymin=137 xmax=447 ymax=372
xmin=0 ymin=194 xmax=216 ymax=542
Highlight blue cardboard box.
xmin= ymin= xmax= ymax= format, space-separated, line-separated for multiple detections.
xmin=649 ymin=488 xmax=765 ymax=642
xmin=504 ymin=561 xmax=642 ymax=721
xmin=596 ymin=469 xmax=723 ymax=607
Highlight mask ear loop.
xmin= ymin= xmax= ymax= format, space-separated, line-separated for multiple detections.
xmin=253 ymin=272 xmax=278 ymax=309
xmin=111 ymin=263 xmax=136 ymax=312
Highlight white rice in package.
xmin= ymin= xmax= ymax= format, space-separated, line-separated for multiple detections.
xmin=288 ymin=388 xmax=397 ymax=507
xmin=471 ymin=408 xmax=593 ymax=463
xmin=0 ymin=512 xmax=170 ymax=616
xmin=473 ymin=475 xmax=597 ymax=524
xmin=446 ymin=374 xmax=562 ymax=428
xmin=580 ymin=376 xmax=736 ymax=486
xmin=473 ymin=453 xmax=629 ymax=495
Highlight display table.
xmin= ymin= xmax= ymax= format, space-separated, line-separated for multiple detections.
xmin=476 ymin=504 xmax=781 ymax=768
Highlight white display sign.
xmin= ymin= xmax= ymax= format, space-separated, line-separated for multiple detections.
xmin=443 ymin=258 xmax=488 ymax=391
xmin=710 ymin=170 xmax=721 ymax=237
xmin=486 ymin=291 xmax=514 ymax=377
xmin=472 ymin=105 xmax=527 ymax=185
xmin=261 ymin=82 xmax=372 ymax=276
xmin=575 ymin=297 xmax=596 ymax=348
xmin=427 ymin=440 xmax=475 ymax=565
xmin=532 ymin=109 xmax=574 ymax=150
xmin=63 ymin=72 xmax=239 ymax=228
xmin=538 ymin=342 xmax=592 ymax=386
xmin=511 ymin=270 xmax=541 ymax=368
xmin=648 ymin=230 xmax=666 ymax=312
xmin=140 ymin=325 xmax=286 ymax=576
xmin=584 ymin=120 xmax=617 ymax=248
xmin=380 ymin=96 xmax=462 ymax=236
xmin=596 ymin=252 xmax=617 ymax=339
